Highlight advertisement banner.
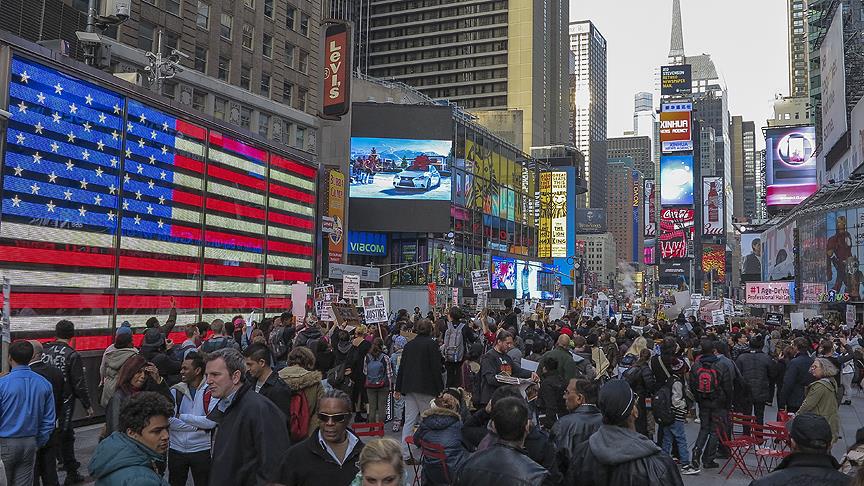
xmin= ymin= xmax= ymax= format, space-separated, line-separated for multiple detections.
xmin=702 ymin=244 xmax=726 ymax=283
xmin=322 ymin=22 xmax=351 ymax=118
xmin=746 ymin=282 xmax=796 ymax=305
xmin=491 ymin=256 xmax=516 ymax=290
xmin=801 ymin=282 xmax=827 ymax=304
xmin=427 ymin=282 xmax=437 ymax=307
xmin=660 ymin=240 xmax=688 ymax=260
xmin=643 ymin=243 xmax=656 ymax=265
xmin=574 ymin=208 xmax=607 ymax=234
xmin=659 ymin=261 xmax=691 ymax=291
xmin=820 ymin=7 xmax=848 ymax=155
xmin=644 ymin=179 xmax=656 ymax=237
xmin=826 ymin=207 xmax=864 ymax=300
xmin=660 ymin=208 xmax=695 ymax=235
xmin=328 ymin=169 xmax=346 ymax=263
xmin=661 ymin=65 xmax=692 ymax=96
xmin=362 ymin=295 xmax=387 ymax=323
xmin=765 ymin=127 xmax=818 ymax=206
xmin=550 ymin=171 xmax=568 ymax=257
xmin=660 ymin=155 xmax=694 ymax=205
xmin=702 ymin=177 xmax=724 ymax=236
xmin=538 ymin=172 xmax=552 ymax=258
xmin=471 ymin=270 xmax=491 ymax=294
xmin=632 ymin=171 xmax=641 ymax=262
xmin=763 ymin=222 xmax=796 ymax=281
xmin=741 ymin=233 xmax=763 ymax=279
xmin=659 ymin=111 xmax=692 ymax=153
xmin=349 ymin=137 xmax=453 ymax=200
xmin=347 ymin=231 xmax=387 ymax=256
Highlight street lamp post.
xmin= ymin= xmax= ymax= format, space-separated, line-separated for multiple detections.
xmin=144 ymin=30 xmax=188 ymax=92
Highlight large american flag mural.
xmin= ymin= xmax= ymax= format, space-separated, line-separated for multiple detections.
xmin=0 ymin=56 xmax=316 ymax=347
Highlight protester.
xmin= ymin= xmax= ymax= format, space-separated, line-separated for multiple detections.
xmin=349 ymin=438 xmax=404 ymax=486
xmin=0 ymin=341 xmax=55 ymax=486
xmin=99 ymin=331 xmax=139 ymax=407
xmin=175 ymin=323 xmax=201 ymax=361
xmin=551 ymin=378 xmax=603 ymax=472
xmin=395 ymin=319 xmax=444 ymax=461
xmin=273 ymin=390 xmax=365 ymax=486
xmin=205 ymin=348 xmax=290 ymax=485
xmin=146 ymin=300 xmax=178 ymax=340
xmin=736 ymin=335 xmax=776 ymax=426
xmin=29 ymin=341 xmax=64 ymax=486
xmin=567 ymin=380 xmax=684 ymax=485
xmin=659 ymin=358 xmax=699 ymax=475
xmin=168 ymin=352 xmax=216 ymax=486
xmin=749 ymin=413 xmax=851 ymax=486
xmin=453 ymin=397 xmax=551 ymax=486
xmin=243 ymin=343 xmax=293 ymax=434
xmin=542 ymin=335 xmax=592 ymax=382
xmin=478 ymin=331 xmax=539 ymax=405
xmin=798 ymin=357 xmax=841 ymax=442
xmin=279 ymin=346 xmax=325 ymax=441
xmin=390 ymin=335 xmax=407 ymax=431
xmin=536 ymin=357 xmax=568 ymax=429
xmin=43 ymin=319 xmax=93 ymax=485
xmin=441 ymin=307 xmax=476 ymax=388
xmin=623 ymin=348 xmax=656 ymax=439
xmin=689 ymin=339 xmax=734 ymax=470
xmin=778 ymin=337 xmax=815 ymax=413
xmin=363 ymin=338 xmax=393 ymax=424
xmin=413 ymin=390 xmax=470 ymax=485
xmin=199 ymin=319 xmax=240 ymax=353
xmin=140 ymin=328 xmax=182 ymax=387
xmin=104 ymin=355 xmax=172 ymax=436
xmin=346 ymin=326 xmax=373 ymax=422
xmin=88 ymin=392 xmax=172 ymax=486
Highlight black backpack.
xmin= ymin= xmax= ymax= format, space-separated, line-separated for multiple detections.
xmin=652 ymin=377 xmax=676 ymax=426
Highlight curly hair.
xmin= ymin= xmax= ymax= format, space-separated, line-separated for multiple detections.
xmin=119 ymin=391 xmax=174 ymax=434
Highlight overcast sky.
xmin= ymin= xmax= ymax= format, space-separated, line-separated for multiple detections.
xmin=571 ymin=0 xmax=789 ymax=147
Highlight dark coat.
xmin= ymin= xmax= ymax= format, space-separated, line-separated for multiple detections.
xmin=413 ymin=407 xmax=469 ymax=485
xmin=209 ymin=382 xmax=291 ymax=486
xmin=689 ymin=354 xmax=734 ymax=410
xmin=43 ymin=341 xmax=91 ymax=408
xmin=736 ymin=349 xmax=776 ymax=403
xmin=255 ymin=371 xmax=294 ymax=438
xmin=748 ymin=453 xmax=850 ymax=486
xmin=273 ymin=429 xmax=364 ymax=486
xmin=550 ymin=404 xmax=603 ymax=471
xmin=536 ymin=373 xmax=568 ymax=429
xmin=567 ymin=425 xmax=684 ymax=486
xmin=30 ymin=361 xmax=64 ymax=417
xmin=453 ymin=442 xmax=551 ymax=486
xmin=395 ymin=335 xmax=444 ymax=397
xmin=478 ymin=349 xmax=531 ymax=405
xmin=778 ymin=352 xmax=815 ymax=410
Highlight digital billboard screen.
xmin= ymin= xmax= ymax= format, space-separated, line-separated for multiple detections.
xmin=644 ymin=179 xmax=656 ymax=237
xmin=660 ymin=155 xmax=694 ymax=205
xmin=491 ymin=256 xmax=516 ymax=290
xmin=661 ymin=65 xmax=692 ymax=96
xmin=516 ymin=260 xmax=546 ymax=300
xmin=349 ymin=137 xmax=453 ymax=200
xmin=574 ymin=208 xmax=607 ymax=233
xmin=763 ymin=222 xmax=796 ymax=281
xmin=740 ymin=233 xmax=763 ymax=282
xmin=659 ymin=105 xmax=693 ymax=153
xmin=765 ymin=126 xmax=818 ymax=207
xmin=702 ymin=177 xmax=724 ymax=236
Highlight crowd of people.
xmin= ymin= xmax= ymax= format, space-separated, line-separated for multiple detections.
xmin=2 ymin=298 xmax=864 ymax=485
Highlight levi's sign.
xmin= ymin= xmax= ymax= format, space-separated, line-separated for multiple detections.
xmin=322 ymin=22 xmax=351 ymax=117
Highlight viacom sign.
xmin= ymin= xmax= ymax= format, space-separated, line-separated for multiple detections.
xmin=347 ymin=231 xmax=387 ymax=256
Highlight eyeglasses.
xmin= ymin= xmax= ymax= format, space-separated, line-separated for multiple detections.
xmin=318 ymin=413 xmax=350 ymax=424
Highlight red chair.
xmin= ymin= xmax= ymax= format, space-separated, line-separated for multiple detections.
xmin=417 ymin=438 xmax=452 ymax=485
xmin=752 ymin=423 xmax=792 ymax=476
xmin=716 ymin=423 xmax=755 ymax=480
xmin=405 ymin=436 xmax=421 ymax=486
xmin=352 ymin=422 xmax=385 ymax=437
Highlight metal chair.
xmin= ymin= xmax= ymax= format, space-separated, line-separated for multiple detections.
xmin=352 ymin=422 xmax=386 ymax=437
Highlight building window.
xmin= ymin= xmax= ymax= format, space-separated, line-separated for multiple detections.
xmin=196 ymin=1 xmax=210 ymax=29
xmin=263 ymin=33 xmax=273 ymax=57
xmin=282 ymin=81 xmax=293 ymax=106
xmin=217 ymin=57 xmax=230 ymax=81
xmin=286 ymin=5 xmax=296 ymax=30
xmin=300 ymin=13 xmax=309 ymax=36
xmin=220 ymin=13 xmax=233 ymax=39
xmin=285 ymin=42 xmax=295 ymax=68
xmin=214 ymin=97 xmax=227 ymax=120
xmin=240 ymin=106 xmax=252 ymax=129
xmin=164 ymin=0 xmax=181 ymax=15
xmin=298 ymin=49 xmax=308 ymax=74
xmin=296 ymin=87 xmax=307 ymax=111
xmin=242 ymin=24 xmax=254 ymax=50
xmin=138 ymin=21 xmax=155 ymax=51
xmin=296 ymin=126 xmax=306 ymax=149
xmin=258 ymin=113 xmax=270 ymax=137
xmin=283 ymin=122 xmax=294 ymax=145
xmin=244 ymin=0 xmax=254 ymax=8
xmin=194 ymin=45 xmax=208 ymax=73
xmin=161 ymin=81 xmax=177 ymax=100
xmin=260 ymin=73 xmax=271 ymax=97
xmin=192 ymin=89 xmax=207 ymax=111
xmin=264 ymin=0 xmax=273 ymax=18
xmin=240 ymin=65 xmax=251 ymax=90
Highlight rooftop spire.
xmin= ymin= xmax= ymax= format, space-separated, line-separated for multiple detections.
xmin=669 ymin=0 xmax=685 ymax=63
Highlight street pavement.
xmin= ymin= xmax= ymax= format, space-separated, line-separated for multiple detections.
xmin=65 ymin=390 xmax=864 ymax=485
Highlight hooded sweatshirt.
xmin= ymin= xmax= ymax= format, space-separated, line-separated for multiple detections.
xmin=88 ymin=432 xmax=169 ymax=486
xmin=413 ymin=406 xmax=469 ymax=483
xmin=100 ymin=347 xmax=139 ymax=407
xmin=567 ymin=424 xmax=684 ymax=486
xmin=278 ymin=365 xmax=324 ymax=438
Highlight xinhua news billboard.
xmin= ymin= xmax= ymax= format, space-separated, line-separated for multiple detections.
xmin=660 ymin=103 xmax=693 ymax=153
xmin=765 ymin=126 xmax=818 ymax=207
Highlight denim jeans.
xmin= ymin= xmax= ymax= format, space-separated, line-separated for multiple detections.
xmin=661 ymin=421 xmax=690 ymax=464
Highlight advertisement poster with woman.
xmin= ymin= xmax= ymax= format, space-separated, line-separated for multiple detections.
xmin=763 ymin=222 xmax=796 ymax=281
xmin=826 ymin=208 xmax=864 ymax=300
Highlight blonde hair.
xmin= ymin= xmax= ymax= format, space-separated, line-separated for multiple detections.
xmin=359 ymin=438 xmax=404 ymax=481
xmin=626 ymin=336 xmax=648 ymax=358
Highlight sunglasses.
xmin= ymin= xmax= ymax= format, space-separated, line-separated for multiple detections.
xmin=318 ymin=413 xmax=350 ymax=424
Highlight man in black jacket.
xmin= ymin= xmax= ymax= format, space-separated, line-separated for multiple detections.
xmin=29 ymin=341 xmax=64 ymax=486
xmin=749 ymin=413 xmax=850 ymax=486
xmin=243 ymin=343 xmax=293 ymax=437
xmin=778 ymin=337 xmax=815 ymax=413
xmin=272 ymin=390 xmax=364 ymax=486
xmin=478 ymin=331 xmax=539 ymax=405
xmin=454 ymin=397 xmax=551 ymax=486
xmin=205 ymin=348 xmax=290 ymax=485
xmin=43 ymin=320 xmax=92 ymax=485
xmin=567 ymin=380 xmax=683 ymax=486
xmin=551 ymin=378 xmax=603 ymax=474
xmin=689 ymin=339 xmax=734 ymax=470
xmin=736 ymin=335 xmax=776 ymax=427
xmin=394 ymin=319 xmax=444 ymax=461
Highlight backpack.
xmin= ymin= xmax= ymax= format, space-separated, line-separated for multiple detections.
xmin=442 ymin=322 xmax=466 ymax=363
xmin=269 ymin=328 xmax=289 ymax=361
xmin=200 ymin=337 xmax=230 ymax=354
xmin=694 ymin=360 xmax=720 ymax=398
xmin=171 ymin=342 xmax=196 ymax=361
xmin=622 ymin=365 xmax=642 ymax=388
xmin=289 ymin=389 xmax=311 ymax=442
xmin=365 ymin=354 xmax=389 ymax=388
xmin=652 ymin=377 xmax=676 ymax=426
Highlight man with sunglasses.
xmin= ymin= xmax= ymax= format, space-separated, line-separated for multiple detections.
xmin=272 ymin=390 xmax=365 ymax=486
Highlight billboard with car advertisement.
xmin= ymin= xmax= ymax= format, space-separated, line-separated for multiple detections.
xmin=349 ymin=137 xmax=453 ymax=200
xmin=660 ymin=155 xmax=694 ymax=205
xmin=702 ymin=177 xmax=724 ymax=236
xmin=765 ymin=126 xmax=818 ymax=206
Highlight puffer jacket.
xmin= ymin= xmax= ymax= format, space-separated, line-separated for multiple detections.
xmin=413 ymin=407 xmax=469 ymax=485
xmin=88 ymin=432 xmax=168 ymax=486
xmin=750 ymin=453 xmax=851 ymax=486
xmin=567 ymin=424 xmax=684 ymax=486
xmin=278 ymin=365 xmax=324 ymax=438
xmin=551 ymin=404 xmax=604 ymax=471
xmin=736 ymin=349 xmax=775 ymax=403
xmin=799 ymin=378 xmax=840 ymax=441
xmin=453 ymin=442 xmax=551 ymax=486
xmin=100 ymin=347 xmax=138 ymax=407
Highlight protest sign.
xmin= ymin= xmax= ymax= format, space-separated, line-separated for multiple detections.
xmin=363 ymin=295 xmax=387 ymax=323
xmin=342 ymin=274 xmax=360 ymax=300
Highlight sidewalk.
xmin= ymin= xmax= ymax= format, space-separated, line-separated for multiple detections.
xmin=66 ymin=391 xmax=864 ymax=485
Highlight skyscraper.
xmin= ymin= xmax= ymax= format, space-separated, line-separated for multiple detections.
xmin=362 ymin=0 xmax=570 ymax=150
xmin=608 ymin=136 xmax=654 ymax=179
xmin=606 ymin=158 xmax=642 ymax=264
xmin=570 ymin=20 xmax=608 ymax=209
xmin=730 ymin=116 xmax=757 ymax=222
xmin=788 ymin=0 xmax=810 ymax=97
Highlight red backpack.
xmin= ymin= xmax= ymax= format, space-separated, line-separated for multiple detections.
xmin=694 ymin=361 xmax=720 ymax=397
xmin=289 ymin=390 xmax=311 ymax=442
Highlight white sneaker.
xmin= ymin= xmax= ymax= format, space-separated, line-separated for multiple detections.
xmin=681 ymin=464 xmax=701 ymax=475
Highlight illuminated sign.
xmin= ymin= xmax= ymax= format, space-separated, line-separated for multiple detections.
xmin=328 ymin=170 xmax=345 ymax=263
xmin=746 ymin=282 xmax=796 ymax=304
xmin=702 ymin=177 xmax=724 ymax=235
xmin=644 ymin=179 xmax=656 ymax=237
xmin=550 ymin=171 xmax=568 ymax=258
xmin=660 ymin=110 xmax=692 ymax=153
xmin=322 ymin=22 xmax=351 ymax=117
xmin=661 ymin=65 xmax=692 ymax=96
xmin=538 ymin=172 xmax=552 ymax=258
xmin=660 ymin=155 xmax=694 ymax=205
xmin=765 ymin=126 xmax=818 ymax=206
xmin=347 ymin=231 xmax=387 ymax=256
